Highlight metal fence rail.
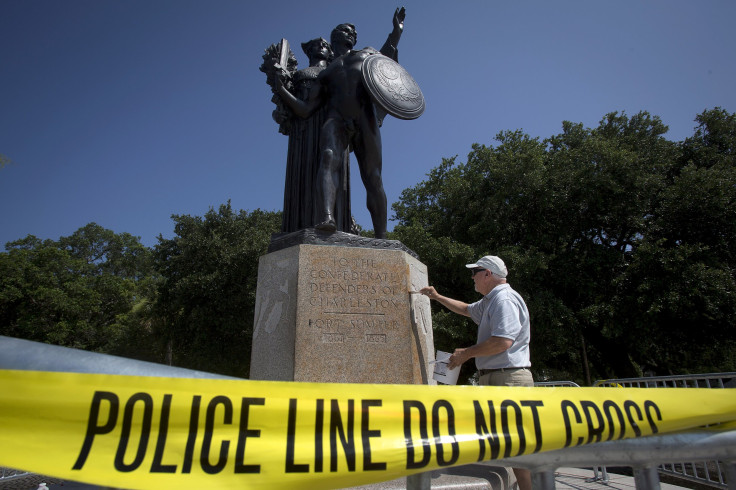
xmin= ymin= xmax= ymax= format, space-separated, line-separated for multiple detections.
xmin=534 ymin=381 xmax=581 ymax=387
xmin=534 ymin=380 xmax=614 ymax=485
xmin=594 ymin=372 xmax=736 ymax=389
xmin=660 ymin=461 xmax=730 ymax=488
xmin=0 ymin=467 xmax=28 ymax=481
xmin=593 ymin=372 xmax=736 ymax=489
xmin=499 ymin=428 xmax=736 ymax=490
xmin=0 ymin=466 xmax=61 ymax=489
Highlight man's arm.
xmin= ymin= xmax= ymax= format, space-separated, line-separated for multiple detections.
xmin=380 ymin=7 xmax=405 ymax=60
xmin=419 ymin=286 xmax=469 ymax=317
xmin=447 ymin=337 xmax=513 ymax=370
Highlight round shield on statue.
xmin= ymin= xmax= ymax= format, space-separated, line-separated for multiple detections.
xmin=361 ymin=53 xmax=425 ymax=120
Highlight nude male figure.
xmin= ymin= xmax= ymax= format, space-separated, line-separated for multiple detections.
xmin=276 ymin=8 xmax=405 ymax=239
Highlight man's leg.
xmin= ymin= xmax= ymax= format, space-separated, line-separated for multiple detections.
xmin=352 ymin=120 xmax=387 ymax=238
xmin=316 ymin=118 xmax=348 ymax=232
xmin=485 ymin=369 xmax=534 ymax=490
xmin=513 ymin=468 xmax=532 ymax=490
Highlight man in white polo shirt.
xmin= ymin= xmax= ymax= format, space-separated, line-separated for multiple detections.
xmin=419 ymin=254 xmax=533 ymax=490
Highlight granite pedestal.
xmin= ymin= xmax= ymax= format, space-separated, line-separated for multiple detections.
xmin=249 ymin=233 xmax=435 ymax=384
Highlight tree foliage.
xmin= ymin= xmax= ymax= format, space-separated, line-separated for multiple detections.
xmin=0 ymin=153 xmax=13 ymax=168
xmin=0 ymin=224 xmax=157 ymax=353
xmin=152 ymin=202 xmax=280 ymax=377
xmin=393 ymin=108 xmax=736 ymax=383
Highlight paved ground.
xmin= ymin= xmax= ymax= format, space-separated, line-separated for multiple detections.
xmin=553 ymin=467 xmax=687 ymax=490
xmin=2 ymin=466 xmax=692 ymax=489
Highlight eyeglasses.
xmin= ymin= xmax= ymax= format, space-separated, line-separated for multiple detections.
xmin=471 ymin=268 xmax=487 ymax=277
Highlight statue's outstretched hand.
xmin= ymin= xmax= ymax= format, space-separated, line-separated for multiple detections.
xmin=393 ymin=7 xmax=406 ymax=31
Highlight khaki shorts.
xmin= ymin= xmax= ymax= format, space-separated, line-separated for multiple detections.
xmin=479 ymin=368 xmax=534 ymax=387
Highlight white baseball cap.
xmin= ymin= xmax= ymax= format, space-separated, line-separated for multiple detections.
xmin=466 ymin=255 xmax=508 ymax=278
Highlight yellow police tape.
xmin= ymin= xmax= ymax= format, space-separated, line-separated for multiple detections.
xmin=1 ymin=369 xmax=735 ymax=489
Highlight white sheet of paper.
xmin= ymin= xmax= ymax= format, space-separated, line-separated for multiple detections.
xmin=432 ymin=350 xmax=460 ymax=385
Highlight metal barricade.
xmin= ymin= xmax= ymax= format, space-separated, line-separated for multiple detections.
xmin=0 ymin=466 xmax=60 ymax=488
xmin=0 ymin=467 xmax=27 ymax=480
xmin=497 ymin=428 xmax=736 ymax=490
xmin=593 ymin=372 xmax=736 ymax=489
xmin=534 ymin=380 xmax=610 ymax=484
xmin=594 ymin=372 xmax=736 ymax=389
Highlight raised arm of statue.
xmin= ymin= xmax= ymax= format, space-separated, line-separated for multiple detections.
xmin=275 ymin=75 xmax=323 ymax=119
xmin=380 ymin=6 xmax=405 ymax=61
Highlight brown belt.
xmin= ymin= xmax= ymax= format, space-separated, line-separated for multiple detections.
xmin=478 ymin=367 xmax=528 ymax=376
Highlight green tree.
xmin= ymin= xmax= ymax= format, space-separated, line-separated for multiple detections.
xmin=0 ymin=224 xmax=157 ymax=354
xmin=394 ymin=130 xmax=562 ymax=382
xmin=153 ymin=202 xmax=281 ymax=377
xmin=393 ymin=109 xmax=735 ymax=383
xmin=613 ymin=108 xmax=736 ymax=374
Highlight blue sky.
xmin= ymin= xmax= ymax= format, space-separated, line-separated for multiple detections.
xmin=2 ymin=1 xmax=735 ymax=248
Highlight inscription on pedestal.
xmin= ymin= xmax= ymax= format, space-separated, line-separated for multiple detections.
xmin=294 ymin=247 xmax=419 ymax=383
xmin=306 ymin=256 xmax=405 ymax=347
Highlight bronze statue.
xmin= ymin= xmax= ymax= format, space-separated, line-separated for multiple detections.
xmin=265 ymin=7 xmax=423 ymax=239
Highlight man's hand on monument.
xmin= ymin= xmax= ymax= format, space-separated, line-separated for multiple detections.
xmin=419 ymin=286 xmax=471 ymax=317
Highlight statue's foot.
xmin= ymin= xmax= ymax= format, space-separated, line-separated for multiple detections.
xmin=315 ymin=219 xmax=337 ymax=233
